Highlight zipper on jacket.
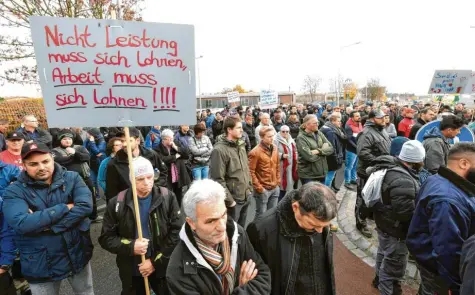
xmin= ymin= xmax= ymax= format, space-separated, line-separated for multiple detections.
xmin=285 ymin=239 xmax=297 ymax=295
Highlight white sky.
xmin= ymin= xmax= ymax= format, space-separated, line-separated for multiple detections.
xmin=1 ymin=0 xmax=475 ymax=97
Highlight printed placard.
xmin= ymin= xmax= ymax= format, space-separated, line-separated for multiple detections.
xmin=29 ymin=16 xmax=196 ymax=127
xmin=227 ymin=91 xmax=240 ymax=103
xmin=428 ymin=70 xmax=471 ymax=95
xmin=259 ymin=90 xmax=278 ymax=107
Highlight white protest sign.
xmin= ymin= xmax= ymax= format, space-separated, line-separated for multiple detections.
xmin=29 ymin=16 xmax=195 ymax=128
xmin=227 ymin=91 xmax=240 ymax=103
xmin=428 ymin=70 xmax=472 ymax=95
xmin=259 ymin=90 xmax=278 ymax=108
xmin=463 ymin=71 xmax=475 ymax=94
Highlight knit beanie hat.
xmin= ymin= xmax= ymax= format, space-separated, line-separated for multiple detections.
xmin=133 ymin=156 xmax=154 ymax=178
xmin=58 ymin=130 xmax=74 ymax=141
xmin=399 ymin=140 xmax=426 ymax=163
xmin=390 ymin=136 xmax=409 ymax=156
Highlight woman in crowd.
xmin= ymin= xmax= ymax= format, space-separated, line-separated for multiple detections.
xmin=188 ymin=123 xmax=213 ymax=180
xmin=97 ymin=137 xmax=123 ymax=192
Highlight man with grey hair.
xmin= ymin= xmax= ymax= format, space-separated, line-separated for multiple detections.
xmin=247 ymin=182 xmax=338 ymax=294
xmin=166 ymin=179 xmax=271 ymax=294
xmin=255 ymin=112 xmax=273 ymax=144
xmin=16 ymin=114 xmax=52 ymax=148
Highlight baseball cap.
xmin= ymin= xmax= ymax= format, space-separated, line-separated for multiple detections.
xmin=21 ymin=142 xmax=51 ymax=159
xmin=368 ymin=110 xmax=386 ymax=119
xmin=6 ymin=132 xmax=25 ymax=140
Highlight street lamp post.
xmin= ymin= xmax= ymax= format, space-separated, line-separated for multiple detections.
xmin=196 ymin=55 xmax=203 ymax=110
xmin=338 ymin=41 xmax=362 ymax=105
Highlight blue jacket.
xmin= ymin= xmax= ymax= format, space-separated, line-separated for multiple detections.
xmin=205 ymin=114 xmax=215 ymax=128
xmin=144 ymin=128 xmax=161 ymax=149
xmin=407 ymin=166 xmax=475 ymax=293
xmin=97 ymin=156 xmax=112 ymax=191
xmin=0 ymin=162 xmax=20 ymax=266
xmin=83 ymin=136 xmax=107 ymax=170
xmin=2 ymin=163 xmax=93 ymax=283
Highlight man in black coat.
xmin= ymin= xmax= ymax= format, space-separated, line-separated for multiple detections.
xmin=166 ymin=179 xmax=271 ymax=295
xmin=408 ymin=107 xmax=436 ymax=140
xmin=368 ymin=140 xmax=424 ymax=294
xmin=247 ymin=182 xmax=338 ymax=295
xmin=105 ymin=128 xmax=168 ymax=203
xmin=99 ymin=156 xmax=182 ymax=295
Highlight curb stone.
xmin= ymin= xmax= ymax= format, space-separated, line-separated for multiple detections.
xmin=334 ymin=186 xmax=421 ymax=282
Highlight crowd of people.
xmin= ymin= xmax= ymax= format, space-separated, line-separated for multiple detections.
xmin=0 ymin=99 xmax=474 ymax=295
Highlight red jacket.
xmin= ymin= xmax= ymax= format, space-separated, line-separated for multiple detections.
xmin=398 ymin=118 xmax=415 ymax=138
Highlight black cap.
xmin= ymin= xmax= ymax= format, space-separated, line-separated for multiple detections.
xmin=21 ymin=142 xmax=51 ymax=159
xmin=6 ymin=132 xmax=25 ymax=140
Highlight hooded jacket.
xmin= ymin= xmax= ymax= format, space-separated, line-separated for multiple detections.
xmin=406 ymin=166 xmax=475 ymax=293
xmin=320 ymin=121 xmax=347 ymax=171
xmin=422 ymin=126 xmax=451 ymax=174
xmin=166 ymin=217 xmax=272 ymax=295
xmin=295 ymin=126 xmax=334 ymax=179
xmin=209 ymin=134 xmax=253 ymax=206
xmin=247 ymin=191 xmax=335 ymax=295
xmin=356 ymin=121 xmax=391 ymax=177
xmin=2 ymin=163 xmax=93 ymax=283
xmin=366 ymin=155 xmax=420 ymax=239
xmin=145 ymin=127 xmax=161 ymax=150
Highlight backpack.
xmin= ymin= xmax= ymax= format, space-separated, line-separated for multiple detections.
xmin=362 ymin=166 xmax=411 ymax=208
xmin=114 ymin=187 xmax=170 ymax=221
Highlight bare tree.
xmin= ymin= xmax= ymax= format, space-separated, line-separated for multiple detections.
xmin=360 ymin=78 xmax=386 ymax=101
xmin=301 ymin=75 xmax=322 ymax=101
xmin=0 ymin=0 xmax=144 ymax=86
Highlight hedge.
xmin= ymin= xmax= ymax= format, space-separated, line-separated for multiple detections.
xmin=0 ymin=98 xmax=47 ymax=132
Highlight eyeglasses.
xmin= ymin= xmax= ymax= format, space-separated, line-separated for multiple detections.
xmin=281 ymin=131 xmax=289 ymax=133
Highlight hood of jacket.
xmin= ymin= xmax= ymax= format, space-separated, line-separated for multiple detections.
xmin=423 ymin=126 xmax=446 ymax=140
xmin=17 ymin=162 xmax=66 ymax=187
xmin=366 ymin=155 xmax=419 ymax=179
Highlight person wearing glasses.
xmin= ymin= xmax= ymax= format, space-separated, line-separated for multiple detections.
xmin=16 ymin=115 xmax=52 ymax=149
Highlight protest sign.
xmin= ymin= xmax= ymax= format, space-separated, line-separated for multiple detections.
xmin=259 ymin=90 xmax=278 ymax=108
xmin=29 ymin=16 xmax=195 ymax=128
xmin=227 ymin=91 xmax=240 ymax=103
xmin=428 ymin=70 xmax=472 ymax=95
xmin=463 ymin=71 xmax=475 ymax=94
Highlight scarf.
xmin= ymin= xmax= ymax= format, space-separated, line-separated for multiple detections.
xmin=281 ymin=142 xmax=298 ymax=190
xmin=194 ymin=232 xmax=235 ymax=295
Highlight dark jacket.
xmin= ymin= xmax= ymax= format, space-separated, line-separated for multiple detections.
xmin=408 ymin=117 xmax=427 ymax=140
xmin=287 ymin=121 xmax=300 ymax=139
xmin=367 ymin=156 xmax=420 ymax=239
xmin=99 ymin=186 xmax=183 ymax=282
xmin=83 ymin=132 xmax=106 ymax=172
xmin=2 ymin=163 xmax=93 ymax=283
xmin=155 ymin=141 xmax=192 ymax=189
xmin=209 ymin=134 xmax=253 ymax=206
xmin=105 ymin=146 xmax=168 ymax=202
xmin=174 ymin=130 xmax=194 ymax=152
xmin=212 ymin=119 xmax=224 ymax=140
xmin=49 ymin=128 xmax=84 ymax=147
xmin=295 ymin=126 xmax=334 ymax=179
xmin=52 ymin=145 xmax=91 ymax=179
xmin=356 ymin=121 xmax=391 ymax=178
xmin=320 ymin=122 xmax=347 ymax=171
xmin=242 ymin=121 xmax=257 ymax=148
xmin=407 ymin=167 xmax=475 ymax=293
xmin=422 ymin=127 xmax=451 ymax=174
xmin=344 ymin=118 xmax=363 ymax=154
xmin=166 ymin=218 xmax=272 ymax=295
xmin=461 ymin=235 xmax=475 ymax=295
xmin=247 ymin=192 xmax=335 ymax=295
xmin=16 ymin=127 xmax=53 ymax=149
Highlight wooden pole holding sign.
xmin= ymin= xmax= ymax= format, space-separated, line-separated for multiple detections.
xmin=124 ymin=126 xmax=151 ymax=295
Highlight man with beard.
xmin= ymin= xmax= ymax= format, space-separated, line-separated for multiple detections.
xmin=409 ymin=108 xmax=436 ymax=140
xmin=356 ymin=110 xmax=391 ymax=238
xmin=407 ymin=143 xmax=475 ymax=295
xmin=321 ymin=112 xmax=347 ymax=190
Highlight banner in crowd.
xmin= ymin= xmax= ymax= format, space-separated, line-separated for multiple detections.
xmin=227 ymin=91 xmax=240 ymax=103
xmin=259 ymin=90 xmax=278 ymax=109
xmin=463 ymin=71 xmax=475 ymax=94
xmin=29 ymin=16 xmax=196 ymax=127
xmin=415 ymin=119 xmax=475 ymax=144
xmin=428 ymin=70 xmax=472 ymax=95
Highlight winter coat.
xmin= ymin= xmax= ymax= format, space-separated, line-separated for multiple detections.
xmin=99 ymin=186 xmax=183 ymax=283
xmin=422 ymin=126 xmax=451 ymax=174
xmin=166 ymin=217 xmax=272 ymax=295
xmin=385 ymin=123 xmax=397 ymax=138
xmin=461 ymin=235 xmax=475 ymax=295
xmin=271 ymin=119 xmax=284 ymax=132
xmin=286 ymin=121 xmax=300 ymax=139
xmin=248 ymin=143 xmax=280 ymax=193
xmin=0 ymin=162 xmax=20 ymax=266
xmin=16 ymin=127 xmax=53 ymax=149
xmin=397 ymin=118 xmax=415 ymax=138
xmin=97 ymin=156 xmax=112 ymax=192
xmin=212 ymin=119 xmax=224 ymax=140
xmin=52 ymin=145 xmax=91 ymax=180
xmin=49 ymin=128 xmax=83 ymax=147
xmin=105 ymin=146 xmax=168 ymax=202
xmin=320 ymin=122 xmax=347 ymax=171
xmin=274 ymin=134 xmax=297 ymax=192
xmin=409 ymin=117 xmax=427 ymax=140
xmin=188 ymin=135 xmax=213 ymax=167
xmin=155 ymin=141 xmax=192 ymax=189
xmin=407 ymin=166 xmax=475 ymax=293
xmin=205 ymin=114 xmax=215 ymax=129
xmin=367 ymin=156 xmax=420 ymax=239
xmin=145 ymin=128 xmax=161 ymax=150
xmin=247 ymin=192 xmax=336 ymax=295
xmin=83 ymin=133 xmax=106 ymax=172
xmin=295 ymin=126 xmax=334 ymax=179
xmin=356 ymin=121 xmax=391 ymax=178
xmin=209 ymin=134 xmax=253 ymax=206
xmin=174 ymin=130 xmax=194 ymax=152
xmin=2 ymin=163 xmax=93 ymax=283
xmin=242 ymin=121 xmax=257 ymax=148
xmin=344 ymin=118 xmax=363 ymax=154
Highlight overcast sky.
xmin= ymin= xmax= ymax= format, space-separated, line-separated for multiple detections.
xmin=1 ymin=0 xmax=475 ymax=97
